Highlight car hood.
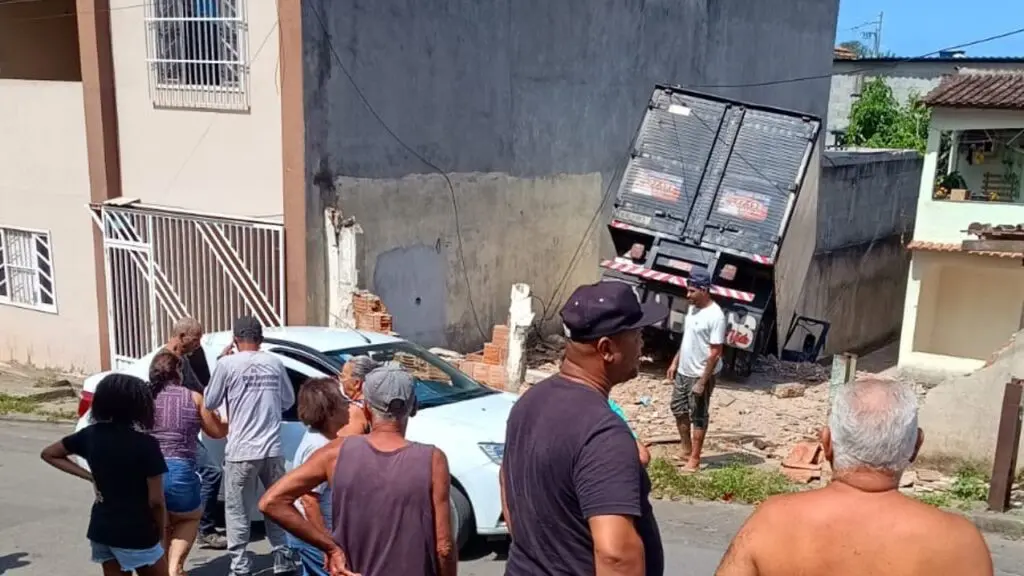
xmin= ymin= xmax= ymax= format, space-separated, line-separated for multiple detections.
xmin=408 ymin=391 xmax=516 ymax=445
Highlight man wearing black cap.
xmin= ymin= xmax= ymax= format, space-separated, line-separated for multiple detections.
xmin=667 ymin=266 xmax=726 ymax=472
xmin=205 ymin=316 xmax=297 ymax=576
xmin=501 ymin=281 xmax=667 ymax=576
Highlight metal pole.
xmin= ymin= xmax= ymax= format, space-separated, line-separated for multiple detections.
xmin=829 ymin=353 xmax=858 ymax=409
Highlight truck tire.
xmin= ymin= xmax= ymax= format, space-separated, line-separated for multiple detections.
xmin=450 ymin=487 xmax=474 ymax=551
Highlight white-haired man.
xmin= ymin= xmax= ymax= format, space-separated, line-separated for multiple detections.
xmin=715 ymin=378 xmax=993 ymax=576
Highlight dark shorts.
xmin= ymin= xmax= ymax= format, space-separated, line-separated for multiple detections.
xmin=670 ymin=374 xmax=715 ymax=429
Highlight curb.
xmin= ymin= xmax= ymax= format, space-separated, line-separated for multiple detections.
xmin=959 ymin=510 xmax=1024 ymax=540
xmin=0 ymin=412 xmax=77 ymax=425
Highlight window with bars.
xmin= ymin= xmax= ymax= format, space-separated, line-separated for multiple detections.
xmin=0 ymin=227 xmax=58 ymax=313
xmin=145 ymin=0 xmax=250 ymax=111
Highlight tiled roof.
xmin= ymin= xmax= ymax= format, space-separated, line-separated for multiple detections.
xmin=834 ymin=46 xmax=857 ymax=60
xmin=907 ymin=240 xmax=1023 ymax=259
xmin=923 ymin=72 xmax=1024 ymax=109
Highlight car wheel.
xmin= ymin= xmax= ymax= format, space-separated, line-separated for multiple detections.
xmin=450 ymin=487 xmax=474 ymax=551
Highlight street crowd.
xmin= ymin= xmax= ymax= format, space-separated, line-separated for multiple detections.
xmin=40 ymin=269 xmax=995 ymax=576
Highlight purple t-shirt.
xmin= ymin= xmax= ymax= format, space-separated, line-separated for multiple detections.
xmin=502 ymin=375 xmax=663 ymax=576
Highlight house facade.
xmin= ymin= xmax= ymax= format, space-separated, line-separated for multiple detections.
xmin=898 ymin=72 xmax=1024 ymax=376
xmin=1 ymin=0 xmax=840 ymax=373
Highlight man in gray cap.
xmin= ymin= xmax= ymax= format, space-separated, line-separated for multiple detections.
xmin=259 ymin=364 xmax=456 ymax=576
xmin=205 ymin=316 xmax=296 ymax=576
xmin=666 ymin=267 xmax=727 ymax=472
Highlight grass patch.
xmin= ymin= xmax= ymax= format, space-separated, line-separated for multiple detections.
xmin=0 ymin=393 xmax=41 ymax=415
xmin=914 ymin=464 xmax=990 ymax=510
xmin=648 ymin=458 xmax=794 ymax=504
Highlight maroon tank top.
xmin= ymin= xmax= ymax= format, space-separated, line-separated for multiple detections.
xmin=330 ymin=435 xmax=438 ymax=576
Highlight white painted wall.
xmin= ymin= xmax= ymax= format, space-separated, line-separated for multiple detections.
xmin=107 ymin=0 xmax=283 ymax=218
xmin=0 ymin=80 xmax=100 ymax=372
xmin=899 ymin=107 xmax=1024 ymax=375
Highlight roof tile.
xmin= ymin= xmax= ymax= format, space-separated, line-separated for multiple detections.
xmin=923 ymin=72 xmax=1024 ymax=110
xmin=907 ymin=240 xmax=1023 ymax=259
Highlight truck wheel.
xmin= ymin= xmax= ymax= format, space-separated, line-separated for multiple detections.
xmin=450 ymin=487 xmax=474 ymax=551
xmin=733 ymin=350 xmax=754 ymax=378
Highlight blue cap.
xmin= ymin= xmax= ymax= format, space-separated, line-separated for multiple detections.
xmin=688 ymin=267 xmax=712 ymax=290
xmin=560 ymin=281 xmax=668 ymax=342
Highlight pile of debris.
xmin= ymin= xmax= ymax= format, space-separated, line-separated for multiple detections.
xmin=451 ymin=325 xmax=512 ymax=390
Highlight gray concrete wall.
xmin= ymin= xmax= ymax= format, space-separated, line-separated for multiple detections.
xmin=302 ymin=0 xmax=840 ymax=351
xmin=794 ymin=150 xmax=923 ymax=356
xmin=828 ymin=60 xmax=1024 ymax=145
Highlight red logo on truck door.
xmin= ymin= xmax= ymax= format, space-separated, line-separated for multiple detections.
xmin=631 ymin=169 xmax=683 ymax=203
xmin=717 ymin=190 xmax=770 ymax=222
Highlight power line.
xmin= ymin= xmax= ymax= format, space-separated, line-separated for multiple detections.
xmin=691 ymin=26 xmax=1024 ymax=89
xmin=305 ymin=0 xmax=488 ymax=342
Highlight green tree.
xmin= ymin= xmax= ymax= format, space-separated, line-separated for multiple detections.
xmin=846 ymin=78 xmax=930 ymax=153
xmin=839 ymin=40 xmax=870 ymax=58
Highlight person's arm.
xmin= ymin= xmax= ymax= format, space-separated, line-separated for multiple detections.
xmin=499 ymin=464 xmax=513 ymax=537
xmin=576 ymin=423 xmax=646 ymax=576
xmin=259 ymin=439 xmax=356 ymax=576
xmin=636 ymin=441 xmax=651 ymax=468
xmin=666 ymin=350 xmax=679 ymax=381
xmin=40 ymin=435 xmax=93 ymax=483
xmin=338 ymin=403 xmax=368 ymax=437
xmin=276 ymin=357 xmax=296 ymax=412
xmin=204 ymin=360 xmax=228 ymax=411
xmin=193 ymin=392 xmax=228 ymax=439
xmin=147 ymin=475 xmax=168 ymax=541
xmin=142 ymin=436 xmax=169 ymax=542
xmin=695 ymin=313 xmax=726 ymax=395
xmin=298 ymin=492 xmax=329 ymax=534
xmin=429 ymin=448 xmax=457 ymax=576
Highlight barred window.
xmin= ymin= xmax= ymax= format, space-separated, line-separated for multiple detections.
xmin=0 ymin=227 xmax=58 ymax=313
xmin=145 ymin=0 xmax=250 ymax=111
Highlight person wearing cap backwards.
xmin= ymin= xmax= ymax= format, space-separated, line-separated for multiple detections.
xmin=500 ymin=281 xmax=667 ymax=576
xmin=666 ymin=266 xmax=727 ymax=473
xmin=204 ymin=316 xmax=297 ymax=576
xmin=259 ymin=365 xmax=456 ymax=576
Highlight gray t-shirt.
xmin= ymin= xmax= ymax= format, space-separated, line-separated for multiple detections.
xmin=204 ymin=350 xmax=295 ymax=462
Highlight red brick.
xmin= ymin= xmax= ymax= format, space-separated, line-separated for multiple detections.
xmin=483 ymin=343 xmax=501 ymax=365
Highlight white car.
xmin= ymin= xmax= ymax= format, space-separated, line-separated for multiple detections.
xmin=74 ymin=327 xmax=513 ymax=549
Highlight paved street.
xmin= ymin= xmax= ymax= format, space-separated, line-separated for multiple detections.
xmin=1 ymin=420 xmax=1023 ymax=575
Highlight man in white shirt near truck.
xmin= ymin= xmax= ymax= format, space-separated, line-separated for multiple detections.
xmin=667 ymin=267 xmax=727 ymax=472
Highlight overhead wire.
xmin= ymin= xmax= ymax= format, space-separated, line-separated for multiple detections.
xmin=305 ymin=0 xmax=488 ymax=342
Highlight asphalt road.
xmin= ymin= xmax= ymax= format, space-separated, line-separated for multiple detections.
xmin=2 ymin=419 xmax=1023 ymax=575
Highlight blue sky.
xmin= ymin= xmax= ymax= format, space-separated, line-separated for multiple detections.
xmin=837 ymin=1 xmax=1024 ymax=57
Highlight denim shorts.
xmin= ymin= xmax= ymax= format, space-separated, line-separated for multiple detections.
xmin=90 ymin=541 xmax=164 ymax=571
xmin=163 ymin=457 xmax=202 ymax=513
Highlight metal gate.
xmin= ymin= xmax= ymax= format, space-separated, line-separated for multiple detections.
xmin=93 ymin=203 xmax=285 ymax=369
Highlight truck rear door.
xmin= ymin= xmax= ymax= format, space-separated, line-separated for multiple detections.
xmin=614 ymin=86 xmax=820 ymax=263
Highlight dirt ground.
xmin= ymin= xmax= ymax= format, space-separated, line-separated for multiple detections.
xmin=527 ymin=338 xmax=909 ymax=469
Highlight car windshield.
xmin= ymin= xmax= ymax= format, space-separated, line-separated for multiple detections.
xmin=324 ymin=342 xmax=498 ymax=409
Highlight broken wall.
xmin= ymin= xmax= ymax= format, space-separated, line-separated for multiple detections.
xmin=795 ymin=150 xmax=922 ymax=356
xmin=302 ymin=0 xmax=840 ymax=351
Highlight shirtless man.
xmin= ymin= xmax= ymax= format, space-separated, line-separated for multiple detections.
xmin=715 ymin=378 xmax=993 ymax=576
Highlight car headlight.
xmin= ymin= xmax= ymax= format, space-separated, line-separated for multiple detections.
xmin=478 ymin=442 xmax=504 ymax=465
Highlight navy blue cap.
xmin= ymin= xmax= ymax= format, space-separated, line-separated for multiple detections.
xmin=688 ymin=267 xmax=712 ymax=290
xmin=560 ymin=282 xmax=668 ymax=342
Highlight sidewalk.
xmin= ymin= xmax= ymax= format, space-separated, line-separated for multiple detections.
xmin=0 ymin=361 xmax=82 ymax=421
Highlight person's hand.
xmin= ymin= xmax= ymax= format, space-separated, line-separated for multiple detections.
xmin=692 ymin=377 xmax=707 ymax=396
xmin=325 ymin=547 xmax=360 ymax=576
xmin=92 ymin=482 xmax=103 ymax=503
xmin=218 ymin=342 xmax=235 ymax=359
xmin=665 ymin=364 xmax=676 ymax=382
